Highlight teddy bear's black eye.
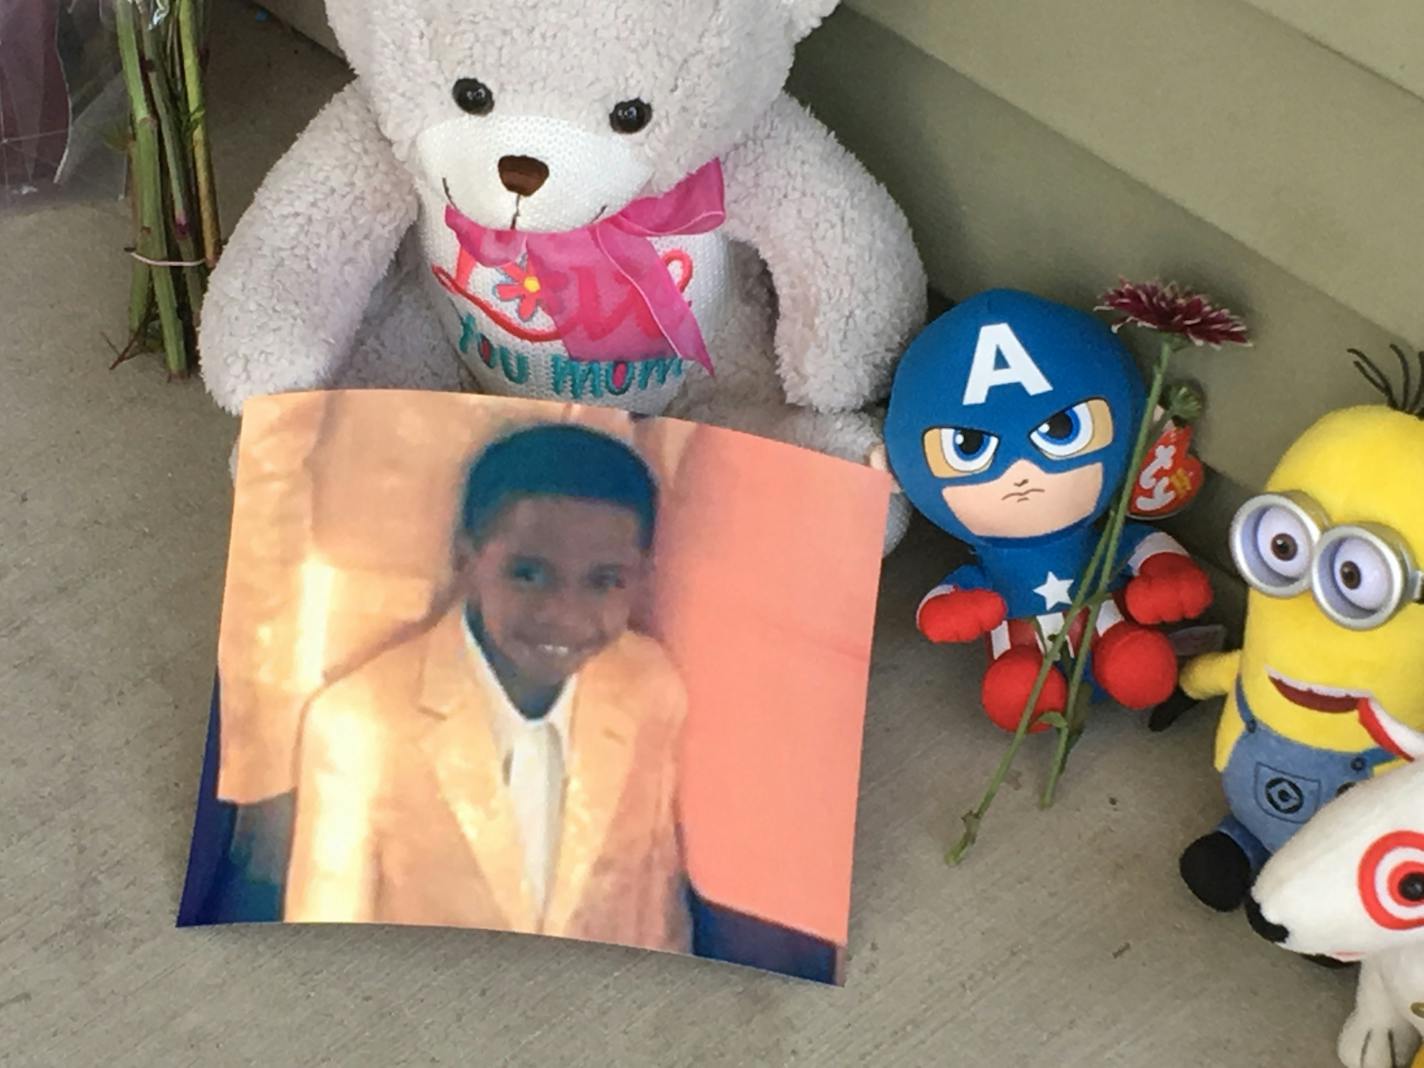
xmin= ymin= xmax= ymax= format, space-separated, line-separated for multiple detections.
xmin=610 ymin=99 xmax=653 ymax=135
xmin=453 ymin=78 xmax=495 ymax=116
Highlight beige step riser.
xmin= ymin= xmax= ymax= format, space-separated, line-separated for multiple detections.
xmin=792 ymin=9 xmax=1403 ymax=497
xmin=849 ymin=0 xmax=1424 ymax=346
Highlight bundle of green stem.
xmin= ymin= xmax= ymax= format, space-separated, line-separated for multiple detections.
xmin=114 ymin=0 xmax=220 ymax=378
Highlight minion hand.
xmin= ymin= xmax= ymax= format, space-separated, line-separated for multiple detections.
xmin=917 ymin=589 xmax=1008 ymax=644
xmin=1125 ymin=553 xmax=1214 ymax=625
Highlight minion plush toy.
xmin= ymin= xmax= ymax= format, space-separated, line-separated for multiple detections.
xmin=1179 ymin=350 xmax=1424 ymax=913
xmin=885 ymin=290 xmax=1214 ymax=732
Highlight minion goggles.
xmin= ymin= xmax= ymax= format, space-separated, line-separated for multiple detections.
xmin=1231 ymin=492 xmax=1424 ymax=631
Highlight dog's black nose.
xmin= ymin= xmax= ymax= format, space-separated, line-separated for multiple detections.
xmin=1245 ymin=894 xmax=1289 ymax=944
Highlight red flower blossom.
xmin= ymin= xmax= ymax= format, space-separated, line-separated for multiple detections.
xmin=495 ymin=261 xmax=547 ymax=322
xmin=1097 ymin=279 xmax=1251 ymax=349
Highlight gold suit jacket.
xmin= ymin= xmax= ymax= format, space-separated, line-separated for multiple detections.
xmin=284 ymin=609 xmax=691 ymax=952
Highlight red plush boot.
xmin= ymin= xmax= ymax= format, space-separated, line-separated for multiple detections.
xmin=1092 ymin=621 xmax=1178 ymax=710
xmin=981 ymin=647 xmax=1069 ymax=733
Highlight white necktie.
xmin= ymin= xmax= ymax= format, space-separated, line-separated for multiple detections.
xmin=507 ymin=721 xmax=565 ymax=916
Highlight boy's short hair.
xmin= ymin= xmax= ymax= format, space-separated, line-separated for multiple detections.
xmin=460 ymin=424 xmax=659 ymax=550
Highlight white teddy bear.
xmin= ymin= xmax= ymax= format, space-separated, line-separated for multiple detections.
xmin=200 ymin=0 xmax=926 ymax=543
xmin=1251 ymin=757 xmax=1424 ymax=1068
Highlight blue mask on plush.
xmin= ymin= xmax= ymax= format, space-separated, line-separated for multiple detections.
xmin=885 ymin=289 xmax=1146 ymax=546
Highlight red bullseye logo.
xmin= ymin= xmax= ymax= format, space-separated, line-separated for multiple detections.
xmin=1359 ymin=831 xmax=1424 ymax=930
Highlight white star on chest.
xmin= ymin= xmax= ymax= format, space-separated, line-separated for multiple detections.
xmin=1034 ymin=571 xmax=1075 ymax=611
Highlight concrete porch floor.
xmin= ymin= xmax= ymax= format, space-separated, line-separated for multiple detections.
xmin=0 ymin=4 xmax=1354 ymax=1065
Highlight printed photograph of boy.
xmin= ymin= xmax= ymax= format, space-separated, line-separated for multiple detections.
xmin=179 ymin=392 xmax=889 ymax=984
xmin=286 ymin=425 xmax=690 ymax=948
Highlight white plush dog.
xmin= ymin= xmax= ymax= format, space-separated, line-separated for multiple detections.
xmin=1251 ymin=759 xmax=1424 ymax=1068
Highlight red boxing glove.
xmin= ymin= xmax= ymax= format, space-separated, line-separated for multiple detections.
xmin=918 ymin=588 xmax=1007 ymax=644
xmin=1125 ymin=553 xmax=1214 ymax=625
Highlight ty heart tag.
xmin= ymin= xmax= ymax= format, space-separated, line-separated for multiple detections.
xmin=1131 ymin=419 xmax=1205 ymax=520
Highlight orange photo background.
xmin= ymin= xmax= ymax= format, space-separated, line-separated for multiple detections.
xmin=217 ymin=391 xmax=889 ymax=946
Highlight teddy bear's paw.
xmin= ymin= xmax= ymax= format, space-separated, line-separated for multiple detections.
xmin=763 ymin=407 xmax=910 ymax=555
xmin=1338 ymin=1009 xmax=1420 ymax=1068
xmin=882 ymin=495 xmax=913 ymax=556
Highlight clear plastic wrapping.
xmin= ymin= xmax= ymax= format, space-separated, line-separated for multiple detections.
xmin=0 ymin=0 xmax=129 ymax=212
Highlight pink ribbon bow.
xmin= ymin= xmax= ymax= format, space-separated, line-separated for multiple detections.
xmin=443 ymin=160 xmax=726 ymax=372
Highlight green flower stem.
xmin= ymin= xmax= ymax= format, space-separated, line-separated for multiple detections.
xmin=124 ymin=149 xmax=152 ymax=337
xmin=117 ymin=2 xmax=186 ymax=377
xmin=946 ymin=643 xmax=1065 ymax=865
xmin=138 ymin=12 xmax=206 ymax=334
xmin=1039 ymin=338 xmax=1177 ymax=807
xmin=1039 ymin=597 xmax=1107 ymax=808
xmin=127 ymin=250 xmax=152 ymax=338
xmin=177 ymin=0 xmax=221 ymax=267
xmin=946 ymin=530 xmax=1116 ymax=865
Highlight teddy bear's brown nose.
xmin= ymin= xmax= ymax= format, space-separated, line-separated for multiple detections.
xmin=498 ymin=155 xmax=549 ymax=198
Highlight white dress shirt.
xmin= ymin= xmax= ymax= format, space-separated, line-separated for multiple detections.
xmin=463 ymin=618 xmax=576 ymax=916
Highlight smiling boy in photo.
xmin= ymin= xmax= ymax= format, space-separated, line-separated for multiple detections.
xmin=284 ymin=424 xmax=691 ymax=950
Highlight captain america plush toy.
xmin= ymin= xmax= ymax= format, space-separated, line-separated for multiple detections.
xmin=885 ymin=290 xmax=1213 ymax=731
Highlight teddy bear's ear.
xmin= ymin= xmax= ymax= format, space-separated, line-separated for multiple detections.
xmin=323 ymin=0 xmax=372 ymax=74
xmin=783 ymin=0 xmax=841 ymax=41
